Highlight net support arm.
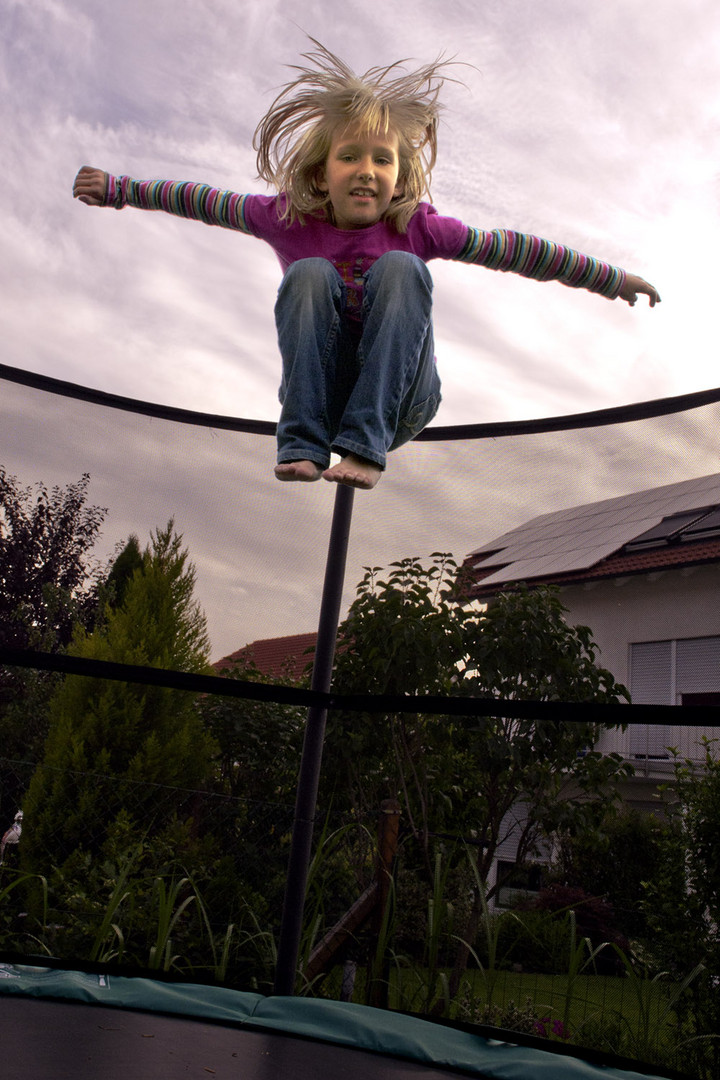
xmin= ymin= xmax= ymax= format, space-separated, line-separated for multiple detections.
xmin=274 ymin=484 xmax=355 ymax=995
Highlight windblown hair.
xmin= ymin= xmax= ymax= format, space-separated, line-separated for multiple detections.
xmin=253 ymin=39 xmax=457 ymax=233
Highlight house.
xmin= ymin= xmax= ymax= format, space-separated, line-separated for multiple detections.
xmin=462 ymin=471 xmax=720 ymax=809
xmin=457 ymin=472 xmax=720 ymax=903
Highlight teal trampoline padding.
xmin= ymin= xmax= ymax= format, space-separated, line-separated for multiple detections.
xmin=0 ymin=964 xmax=263 ymax=1023
xmin=0 ymin=965 xmax=672 ymax=1080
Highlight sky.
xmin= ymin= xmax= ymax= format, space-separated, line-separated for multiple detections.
xmin=2 ymin=0 xmax=720 ymax=659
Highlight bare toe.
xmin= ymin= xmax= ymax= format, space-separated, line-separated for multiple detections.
xmin=274 ymin=461 xmax=323 ymax=483
xmin=322 ymin=455 xmax=382 ymax=490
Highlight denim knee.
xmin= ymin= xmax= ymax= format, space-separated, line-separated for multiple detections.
xmin=277 ymin=258 xmax=341 ymax=305
xmin=274 ymin=259 xmax=346 ymax=358
xmin=363 ymin=251 xmax=433 ymax=293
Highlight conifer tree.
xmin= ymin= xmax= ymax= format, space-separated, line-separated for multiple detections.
xmin=22 ymin=523 xmax=216 ymax=872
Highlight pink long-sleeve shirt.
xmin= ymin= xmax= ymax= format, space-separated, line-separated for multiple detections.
xmin=106 ymin=174 xmax=626 ymax=317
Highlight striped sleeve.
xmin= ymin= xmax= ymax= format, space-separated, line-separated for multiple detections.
xmin=456 ymin=226 xmax=626 ymax=299
xmin=105 ymin=174 xmax=253 ymax=234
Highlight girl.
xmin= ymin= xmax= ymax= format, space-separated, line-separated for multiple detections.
xmin=73 ymin=41 xmax=659 ymax=491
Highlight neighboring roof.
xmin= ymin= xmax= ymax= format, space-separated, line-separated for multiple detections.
xmin=464 ymin=472 xmax=720 ymax=595
xmin=214 ymin=631 xmax=317 ymax=680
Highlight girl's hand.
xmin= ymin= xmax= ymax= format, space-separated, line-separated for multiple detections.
xmin=619 ymin=273 xmax=661 ymax=308
xmin=73 ymin=166 xmax=108 ymax=206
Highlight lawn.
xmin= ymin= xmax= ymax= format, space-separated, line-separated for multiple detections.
xmin=388 ymin=967 xmax=680 ymax=1067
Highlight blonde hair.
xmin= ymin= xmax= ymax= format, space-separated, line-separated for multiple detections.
xmin=253 ymin=39 xmax=457 ymax=233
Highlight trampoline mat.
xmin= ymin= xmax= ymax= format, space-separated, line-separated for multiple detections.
xmin=0 ymin=996 xmax=488 ymax=1080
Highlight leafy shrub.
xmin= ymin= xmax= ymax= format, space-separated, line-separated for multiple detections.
xmin=474 ymin=909 xmax=576 ymax=974
xmin=520 ymin=885 xmax=628 ymax=973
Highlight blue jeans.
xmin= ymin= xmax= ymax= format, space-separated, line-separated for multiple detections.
xmin=275 ymin=252 xmax=441 ymax=470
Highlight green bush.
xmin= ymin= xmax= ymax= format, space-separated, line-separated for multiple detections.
xmin=471 ymin=909 xmax=571 ymax=974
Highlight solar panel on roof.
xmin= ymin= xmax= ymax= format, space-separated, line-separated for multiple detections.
xmin=467 ymin=478 xmax=720 ymax=586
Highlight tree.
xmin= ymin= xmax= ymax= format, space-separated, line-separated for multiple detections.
xmin=323 ymin=555 xmax=466 ymax=834
xmin=199 ymin=657 xmax=306 ymax=915
xmin=0 ymin=468 xmax=106 ymax=653
xmin=456 ymin=584 xmax=632 ymax=885
xmin=0 ymin=468 xmax=108 ymax=806
xmin=323 ymin=555 xmax=632 ymax=991
xmin=21 ymin=522 xmax=217 ymax=873
xmin=202 ymin=656 xmax=304 ymax=802
xmin=642 ymin=741 xmax=720 ymax=967
xmin=641 ymin=741 xmax=720 ymax=1079
xmin=327 ymin=557 xmax=629 ymax=863
xmin=673 ymin=740 xmax=720 ymax=933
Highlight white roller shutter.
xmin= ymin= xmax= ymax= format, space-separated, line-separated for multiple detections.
xmin=629 ymin=641 xmax=673 ymax=758
xmin=676 ymin=637 xmax=720 ymax=696
xmin=629 ymin=637 xmax=720 ymax=758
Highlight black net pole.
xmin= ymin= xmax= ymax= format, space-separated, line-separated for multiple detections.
xmin=274 ymin=484 xmax=355 ymax=995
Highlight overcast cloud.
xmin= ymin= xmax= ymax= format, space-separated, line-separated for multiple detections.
xmin=2 ymin=0 xmax=719 ymax=658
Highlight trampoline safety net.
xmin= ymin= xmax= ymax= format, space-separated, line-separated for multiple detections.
xmin=1 ymin=362 xmax=719 ymax=1080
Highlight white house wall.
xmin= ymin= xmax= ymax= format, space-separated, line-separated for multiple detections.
xmin=557 ymin=563 xmax=720 ymax=766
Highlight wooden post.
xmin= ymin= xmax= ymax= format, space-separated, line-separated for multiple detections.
xmin=367 ymin=798 xmax=401 ymax=1008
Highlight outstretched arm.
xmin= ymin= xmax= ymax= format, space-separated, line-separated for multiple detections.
xmin=456 ymin=227 xmax=660 ymax=306
xmin=72 ymin=166 xmax=253 ymax=233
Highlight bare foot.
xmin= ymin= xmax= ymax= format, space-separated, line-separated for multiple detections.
xmin=274 ymin=460 xmax=323 ymax=482
xmin=322 ymin=454 xmax=382 ymax=490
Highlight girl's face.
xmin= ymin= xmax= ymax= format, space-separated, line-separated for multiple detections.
xmin=317 ymin=124 xmax=403 ymax=229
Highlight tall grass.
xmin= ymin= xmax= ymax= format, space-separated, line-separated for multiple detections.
xmin=0 ymin=869 xmax=50 ymax=956
xmin=88 ymin=842 xmax=143 ymax=963
xmin=604 ymin=943 xmax=708 ymax=1067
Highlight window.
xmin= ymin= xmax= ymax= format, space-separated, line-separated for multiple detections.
xmin=625 ymin=509 xmax=710 ymax=551
xmin=624 ymin=505 xmax=720 ymax=552
xmin=495 ymin=860 xmax=544 ymax=909
xmin=629 ymin=637 xmax=720 ymax=758
xmin=681 ymin=693 xmax=720 ymax=706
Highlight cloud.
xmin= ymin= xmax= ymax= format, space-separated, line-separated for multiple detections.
xmin=3 ymin=0 xmax=719 ymax=657
xmin=4 ymin=375 xmax=718 ymax=658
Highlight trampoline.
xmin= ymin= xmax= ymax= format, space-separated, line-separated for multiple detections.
xmin=1 ymin=363 xmax=717 ymax=1080
xmin=0 ymin=965 xmax=677 ymax=1080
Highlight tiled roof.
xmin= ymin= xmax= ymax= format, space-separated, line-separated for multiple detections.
xmin=214 ymin=632 xmax=317 ymax=681
xmin=464 ymin=472 xmax=720 ymax=597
